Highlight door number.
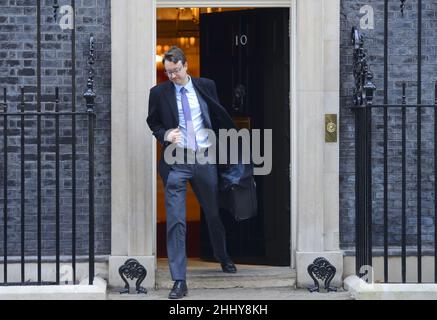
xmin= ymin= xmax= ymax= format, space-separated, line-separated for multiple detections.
xmin=235 ymin=35 xmax=248 ymax=46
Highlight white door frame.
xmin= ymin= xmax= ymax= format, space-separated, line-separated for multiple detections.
xmin=109 ymin=0 xmax=340 ymax=288
xmin=156 ymin=0 xmax=297 ymax=268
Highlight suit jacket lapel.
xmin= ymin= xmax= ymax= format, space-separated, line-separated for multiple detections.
xmin=195 ymin=90 xmax=213 ymax=129
xmin=193 ymin=78 xmax=237 ymax=131
xmin=163 ymin=81 xmax=179 ymax=126
xmin=192 ymin=78 xmax=213 ymax=129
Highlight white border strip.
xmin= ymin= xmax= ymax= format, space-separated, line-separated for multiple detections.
xmin=0 ymin=278 xmax=107 ymax=300
xmin=344 ymin=275 xmax=437 ymax=300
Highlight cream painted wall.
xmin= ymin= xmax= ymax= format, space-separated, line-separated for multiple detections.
xmin=111 ymin=0 xmax=156 ymax=258
xmin=109 ymin=0 xmax=157 ymax=288
xmin=295 ymin=0 xmax=340 ymax=253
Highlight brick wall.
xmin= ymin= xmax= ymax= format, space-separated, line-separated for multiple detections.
xmin=0 ymin=0 xmax=111 ymax=256
xmin=340 ymin=0 xmax=437 ymax=252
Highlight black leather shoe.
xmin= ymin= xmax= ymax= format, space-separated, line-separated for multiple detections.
xmin=221 ymin=261 xmax=237 ymax=273
xmin=168 ymin=280 xmax=188 ymax=299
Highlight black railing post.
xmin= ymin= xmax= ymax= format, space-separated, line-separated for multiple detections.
xmin=416 ymin=0 xmax=423 ymax=284
xmin=87 ymin=108 xmax=95 ymax=286
xmin=354 ymin=91 xmax=375 ymax=279
xmin=365 ymin=74 xmax=375 ymax=271
xmin=55 ymin=87 xmax=60 ymax=285
xmin=435 ymin=81 xmax=437 ymax=283
xmin=383 ymin=0 xmax=389 ymax=283
xmin=1 ymin=88 xmax=7 ymax=284
xmin=71 ymin=0 xmax=78 ymax=286
xmin=354 ymin=102 xmax=367 ymax=277
xmin=36 ymin=0 xmax=42 ymax=284
xmin=84 ymin=34 xmax=96 ymax=285
xmin=52 ymin=0 xmax=59 ymax=21
xmin=401 ymin=83 xmax=407 ymax=283
xmin=351 ymin=27 xmax=376 ymax=279
xmin=20 ymin=87 xmax=25 ymax=283
xmin=400 ymin=0 xmax=406 ymax=16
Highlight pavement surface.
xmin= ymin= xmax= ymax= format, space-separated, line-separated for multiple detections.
xmin=107 ymin=287 xmax=352 ymax=300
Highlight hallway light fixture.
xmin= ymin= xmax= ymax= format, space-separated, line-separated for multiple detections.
xmin=176 ymin=7 xmax=200 ymax=25
xmin=191 ymin=8 xmax=200 ymax=24
xmin=176 ymin=7 xmax=223 ymax=25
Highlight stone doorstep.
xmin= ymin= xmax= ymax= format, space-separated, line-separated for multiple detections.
xmin=0 ymin=277 xmax=107 ymax=300
xmin=344 ymin=275 xmax=437 ymax=300
xmin=156 ymin=266 xmax=297 ymax=289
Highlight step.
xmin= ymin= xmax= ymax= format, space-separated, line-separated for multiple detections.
xmin=156 ymin=260 xmax=296 ymax=289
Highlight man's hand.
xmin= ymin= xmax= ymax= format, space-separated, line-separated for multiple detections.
xmin=165 ymin=128 xmax=182 ymax=144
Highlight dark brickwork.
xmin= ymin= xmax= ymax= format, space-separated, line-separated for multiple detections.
xmin=341 ymin=0 xmax=437 ymax=252
xmin=0 ymin=0 xmax=111 ymax=256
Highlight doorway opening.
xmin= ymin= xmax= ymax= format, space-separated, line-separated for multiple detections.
xmin=156 ymin=7 xmax=290 ymax=266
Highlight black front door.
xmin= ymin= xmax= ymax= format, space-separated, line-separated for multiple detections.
xmin=199 ymin=8 xmax=290 ymax=266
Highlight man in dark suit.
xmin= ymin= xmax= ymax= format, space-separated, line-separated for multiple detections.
xmin=147 ymin=46 xmax=237 ymax=299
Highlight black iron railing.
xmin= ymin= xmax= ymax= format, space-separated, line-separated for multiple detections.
xmin=351 ymin=26 xmax=375 ymax=281
xmin=0 ymin=96 xmax=96 ymax=286
xmin=0 ymin=0 xmax=96 ymax=286
xmin=351 ymin=0 xmax=437 ymax=284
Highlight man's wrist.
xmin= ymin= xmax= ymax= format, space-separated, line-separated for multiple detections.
xmin=164 ymin=130 xmax=172 ymax=142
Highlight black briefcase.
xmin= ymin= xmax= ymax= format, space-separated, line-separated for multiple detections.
xmin=223 ymin=177 xmax=258 ymax=222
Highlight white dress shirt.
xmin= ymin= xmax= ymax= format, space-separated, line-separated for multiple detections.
xmin=173 ymin=76 xmax=211 ymax=149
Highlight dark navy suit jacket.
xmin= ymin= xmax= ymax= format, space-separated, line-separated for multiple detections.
xmin=147 ymin=77 xmax=250 ymax=185
xmin=147 ymin=77 xmax=256 ymax=220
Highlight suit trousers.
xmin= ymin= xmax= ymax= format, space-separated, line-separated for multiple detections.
xmin=164 ymin=160 xmax=230 ymax=281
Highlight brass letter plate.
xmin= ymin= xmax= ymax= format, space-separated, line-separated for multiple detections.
xmin=325 ymin=114 xmax=338 ymax=143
